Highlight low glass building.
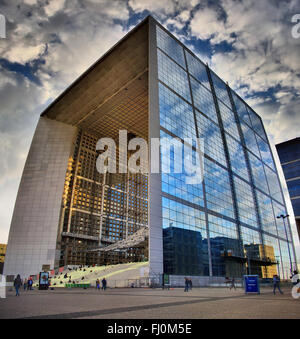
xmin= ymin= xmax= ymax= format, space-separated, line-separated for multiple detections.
xmin=4 ymin=16 xmax=298 ymax=282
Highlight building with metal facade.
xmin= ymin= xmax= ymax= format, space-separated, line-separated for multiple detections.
xmin=4 ymin=16 xmax=297 ymax=281
xmin=276 ymin=138 xmax=300 ymax=241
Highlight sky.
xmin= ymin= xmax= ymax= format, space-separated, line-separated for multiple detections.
xmin=0 ymin=0 xmax=299 ymax=254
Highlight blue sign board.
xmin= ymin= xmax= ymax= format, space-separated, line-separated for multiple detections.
xmin=244 ymin=275 xmax=260 ymax=294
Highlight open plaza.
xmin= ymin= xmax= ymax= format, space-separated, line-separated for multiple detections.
xmin=1 ymin=285 xmax=299 ymax=319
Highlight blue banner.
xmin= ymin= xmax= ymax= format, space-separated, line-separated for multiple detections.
xmin=244 ymin=275 xmax=260 ymax=294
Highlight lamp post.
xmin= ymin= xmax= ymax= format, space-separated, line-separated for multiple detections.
xmin=277 ymin=214 xmax=293 ymax=276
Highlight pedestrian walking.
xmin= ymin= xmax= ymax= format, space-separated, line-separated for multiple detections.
xmin=273 ymin=275 xmax=283 ymax=295
xmin=14 ymin=274 xmax=22 ymax=297
xmin=27 ymin=277 xmax=33 ymax=291
xmin=230 ymin=277 xmax=236 ymax=290
xmin=96 ymin=279 xmax=100 ymax=290
xmin=102 ymin=277 xmax=107 ymax=291
xmin=184 ymin=278 xmax=189 ymax=292
xmin=23 ymin=278 xmax=27 ymax=291
xmin=189 ymin=279 xmax=193 ymax=291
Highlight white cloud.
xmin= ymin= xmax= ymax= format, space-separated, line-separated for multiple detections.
xmin=187 ymin=0 xmax=300 ymax=145
xmin=23 ymin=0 xmax=38 ymax=5
xmin=129 ymin=0 xmax=177 ymax=16
xmin=3 ymin=43 xmax=46 ymax=64
xmin=44 ymin=0 xmax=66 ymax=17
xmin=0 ymin=0 xmax=130 ymax=243
xmin=190 ymin=7 xmax=229 ymax=44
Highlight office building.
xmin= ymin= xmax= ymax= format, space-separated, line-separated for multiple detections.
xmin=4 ymin=16 xmax=297 ymax=281
xmin=276 ymin=138 xmax=300 ymax=241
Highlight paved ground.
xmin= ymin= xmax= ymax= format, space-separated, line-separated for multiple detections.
xmin=0 ymin=286 xmax=299 ymax=319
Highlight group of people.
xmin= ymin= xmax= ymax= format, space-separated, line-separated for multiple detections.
xmin=12 ymin=270 xmax=299 ymax=297
xmin=96 ymin=278 xmax=107 ymax=291
xmin=184 ymin=278 xmax=192 ymax=292
xmin=13 ymin=275 xmax=33 ymax=296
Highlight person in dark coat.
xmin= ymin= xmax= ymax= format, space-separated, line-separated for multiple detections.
xmin=23 ymin=278 xmax=27 ymax=291
xmin=102 ymin=278 xmax=107 ymax=291
xmin=27 ymin=277 xmax=33 ymax=290
xmin=14 ymin=275 xmax=22 ymax=296
xmin=184 ymin=278 xmax=189 ymax=292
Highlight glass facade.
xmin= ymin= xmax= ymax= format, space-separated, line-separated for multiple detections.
xmin=156 ymin=24 xmax=297 ymax=279
xmin=276 ymin=138 xmax=300 ymax=242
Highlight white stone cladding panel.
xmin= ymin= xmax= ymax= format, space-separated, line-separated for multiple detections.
xmin=4 ymin=117 xmax=77 ymax=278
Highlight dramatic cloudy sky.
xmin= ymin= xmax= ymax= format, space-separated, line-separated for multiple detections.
xmin=0 ymin=0 xmax=300 ymax=250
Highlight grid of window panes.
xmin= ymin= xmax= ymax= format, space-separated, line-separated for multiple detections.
xmin=218 ymin=100 xmax=240 ymax=140
xmin=157 ymin=49 xmax=191 ymax=103
xmin=241 ymin=120 xmax=261 ymax=155
xmin=160 ymin=131 xmax=205 ymax=207
xmin=195 ymin=110 xmax=227 ymax=167
xmin=190 ymin=77 xmax=219 ymax=124
xmin=208 ymin=214 xmax=242 ymax=277
xmin=264 ymin=165 xmax=284 ymax=204
xmin=156 ymin=26 xmax=186 ymax=69
xmin=155 ymin=23 xmax=295 ymax=279
xmin=272 ymin=201 xmax=291 ymax=240
xmin=186 ymin=51 xmax=211 ymax=90
xmin=248 ymin=152 xmax=270 ymax=194
xmin=225 ymin=132 xmax=250 ymax=181
xmin=208 ymin=214 xmax=239 ymax=243
xmin=210 ymin=71 xmax=232 ymax=108
xmin=240 ymin=226 xmax=262 ymax=259
xmin=256 ymin=190 xmax=278 ymax=235
xmin=262 ymin=234 xmax=281 ymax=277
xmin=279 ymin=240 xmax=294 ymax=278
xmin=247 ymin=107 xmax=268 ymax=142
xmin=234 ymin=175 xmax=259 ymax=228
xmin=256 ymin=136 xmax=275 ymax=170
xmin=159 ymin=83 xmax=196 ymax=140
xmin=231 ymin=91 xmax=252 ymax=127
xmin=204 ymin=158 xmax=235 ymax=219
xmin=162 ymin=196 xmax=206 ymax=231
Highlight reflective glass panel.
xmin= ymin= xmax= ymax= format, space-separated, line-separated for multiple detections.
xmin=231 ymin=91 xmax=252 ymax=127
xmin=226 ymin=132 xmax=250 ymax=181
xmin=241 ymin=120 xmax=260 ymax=156
xmin=186 ymin=51 xmax=210 ymax=90
xmin=256 ymin=135 xmax=275 ymax=170
xmin=240 ymin=226 xmax=264 ymax=277
xmin=156 ymin=26 xmax=186 ymax=69
xmin=279 ymin=240 xmax=294 ymax=279
xmin=204 ymin=158 xmax=235 ymax=219
xmin=159 ymin=82 xmax=196 ymax=140
xmin=162 ymin=197 xmax=209 ymax=276
xmin=208 ymin=214 xmax=242 ymax=277
xmin=157 ymin=49 xmax=191 ymax=103
xmin=160 ymin=130 xmax=205 ymax=207
xmin=264 ymin=165 xmax=284 ymax=204
xmin=272 ymin=201 xmax=291 ymax=241
xmin=248 ymin=152 xmax=269 ymax=195
xmin=256 ymin=190 xmax=278 ymax=235
xmin=234 ymin=175 xmax=259 ymax=228
xmin=190 ymin=77 xmax=218 ymax=123
xmin=218 ymin=100 xmax=240 ymax=140
xmin=247 ymin=107 xmax=268 ymax=142
xmin=210 ymin=71 xmax=232 ymax=107
xmin=196 ymin=110 xmax=227 ymax=167
xmin=262 ymin=234 xmax=281 ymax=278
